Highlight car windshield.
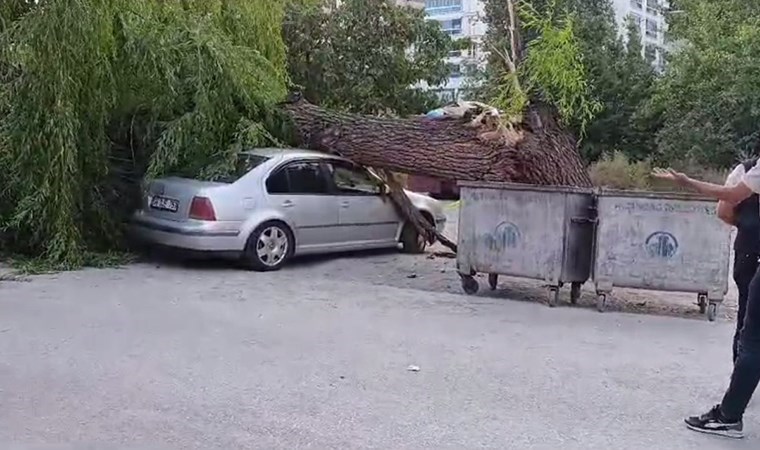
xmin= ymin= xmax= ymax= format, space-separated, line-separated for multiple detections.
xmin=213 ymin=153 xmax=270 ymax=183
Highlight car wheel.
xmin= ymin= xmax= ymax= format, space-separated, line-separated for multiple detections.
xmin=242 ymin=221 xmax=294 ymax=271
xmin=400 ymin=213 xmax=433 ymax=254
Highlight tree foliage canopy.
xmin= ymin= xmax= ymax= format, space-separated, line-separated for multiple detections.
xmin=578 ymin=13 xmax=657 ymax=162
xmin=646 ymin=0 xmax=760 ymax=167
xmin=283 ymin=0 xmax=451 ymax=116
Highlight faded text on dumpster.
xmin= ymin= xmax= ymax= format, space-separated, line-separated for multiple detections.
xmin=612 ymin=201 xmax=716 ymax=216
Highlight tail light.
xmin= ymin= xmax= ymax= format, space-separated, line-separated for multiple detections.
xmin=189 ymin=196 xmax=216 ymax=221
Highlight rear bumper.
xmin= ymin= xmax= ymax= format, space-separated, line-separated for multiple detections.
xmin=129 ymin=213 xmax=244 ymax=252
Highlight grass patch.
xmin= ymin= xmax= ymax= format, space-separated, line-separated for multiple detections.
xmin=1 ymin=250 xmax=135 ymax=275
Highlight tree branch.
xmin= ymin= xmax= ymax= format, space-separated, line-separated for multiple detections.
xmin=507 ymin=0 xmax=523 ymax=65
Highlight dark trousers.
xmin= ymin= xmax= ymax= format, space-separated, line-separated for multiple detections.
xmin=733 ymin=253 xmax=759 ymax=363
xmin=721 ymin=252 xmax=760 ymax=420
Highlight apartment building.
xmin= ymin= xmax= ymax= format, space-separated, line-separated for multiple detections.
xmin=334 ymin=0 xmax=424 ymax=8
xmin=612 ymin=0 xmax=670 ymax=70
xmin=396 ymin=0 xmax=425 ymax=7
xmin=423 ymin=0 xmax=487 ymax=101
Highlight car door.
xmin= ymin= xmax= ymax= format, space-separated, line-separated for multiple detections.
xmin=265 ymin=160 xmax=340 ymax=253
xmin=325 ymin=160 xmax=400 ymax=247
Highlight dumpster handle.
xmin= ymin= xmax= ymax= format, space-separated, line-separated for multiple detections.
xmin=571 ymin=217 xmax=598 ymax=224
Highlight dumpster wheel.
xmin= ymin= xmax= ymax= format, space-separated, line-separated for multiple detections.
xmin=547 ymin=287 xmax=559 ymax=308
xmin=596 ymin=294 xmax=607 ymax=313
xmin=707 ymin=303 xmax=718 ymax=322
xmin=570 ymin=282 xmax=582 ymax=305
xmin=461 ymin=276 xmax=479 ymax=295
xmin=488 ymin=274 xmax=498 ymax=291
xmin=697 ymin=294 xmax=707 ymax=314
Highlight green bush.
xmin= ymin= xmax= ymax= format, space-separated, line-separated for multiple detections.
xmin=589 ymin=151 xmax=653 ymax=190
xmin=589 ymin=151 xmax=731 ymax=191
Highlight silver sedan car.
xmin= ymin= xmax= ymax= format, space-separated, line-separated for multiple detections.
xmin=130 ymin=148 xmax=447 ymax=271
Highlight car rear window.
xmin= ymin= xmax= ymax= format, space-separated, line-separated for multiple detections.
xmin=213 ymin=153 xmax=270 ymax=183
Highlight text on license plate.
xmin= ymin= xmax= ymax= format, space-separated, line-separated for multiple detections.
xmin=150 ymin=196 xmax=179 ymax=212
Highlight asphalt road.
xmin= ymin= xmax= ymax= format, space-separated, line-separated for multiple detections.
xmin=0 ymin=254 xmax=756 ymax=450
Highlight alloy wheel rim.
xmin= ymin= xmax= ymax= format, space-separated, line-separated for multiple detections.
xmin=256 ymin=226 xmax=288 ymax=266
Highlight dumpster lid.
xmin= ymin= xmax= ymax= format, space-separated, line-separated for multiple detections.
xmin=596 ymin=188 xmax=717 ymax=202
xmin=457 ymin=181 xmax=594 ymax=194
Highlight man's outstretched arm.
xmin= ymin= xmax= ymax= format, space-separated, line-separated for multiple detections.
xmin=652 ymin=168 xmax=754 ymax=204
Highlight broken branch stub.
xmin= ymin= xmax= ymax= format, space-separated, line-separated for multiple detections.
xmin=378 ymin=169 xmax=457 ymax=253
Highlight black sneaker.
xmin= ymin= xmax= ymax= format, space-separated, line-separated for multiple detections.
xmin=684 ymin=405 xmax=744 ymax=439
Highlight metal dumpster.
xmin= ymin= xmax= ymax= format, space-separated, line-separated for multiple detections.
xmin=593 ymin=190 xmax=731 ymax=321
xmin=456 ymin=182 xmax=596 ymax=306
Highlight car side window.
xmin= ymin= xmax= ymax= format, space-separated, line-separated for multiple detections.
xmin=266 ymin=161 xmax=330 ymax=195
xmin=266 ymin=169 xmax=289 ymax=194
xmin=328 ymin=161 xmax=382 ymax=195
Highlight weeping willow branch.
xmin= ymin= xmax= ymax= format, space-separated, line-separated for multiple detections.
xmin=0 ymin=0 xmax=288 ymax=268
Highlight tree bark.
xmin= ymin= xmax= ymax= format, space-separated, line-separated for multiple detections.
xmin=281 ymin=97 xmax=592 ymax=188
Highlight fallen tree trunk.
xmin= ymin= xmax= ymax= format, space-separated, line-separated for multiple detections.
xmin=281 ymin=96 xmax=592 ymax=188
xmin=280 ymin=95 xmax=592 ymax=254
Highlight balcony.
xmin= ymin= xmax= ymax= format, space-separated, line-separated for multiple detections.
xmin=425 ymin=0 xmax=463 ymax=16
xmin=438 ymin=18 xmax=462 ymax=36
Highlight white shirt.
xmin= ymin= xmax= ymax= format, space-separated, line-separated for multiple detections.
xmin=726 ymin=163 xmax=745 ymax=187
xmin=728 ymin=162 xmax=760 ymax=213
xmin=742 ymin=160 xmax=760 ymax=192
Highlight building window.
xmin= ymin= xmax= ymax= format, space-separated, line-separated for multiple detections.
xmin=425 ymin=0 xmax=462 ymax=15
xmin=646 ymin=0 xmax=660 ymax=15
xmin=449 ymin=64 xmax=462 ymax=77
xmin=630 ymin=0 xmax=643 ymax=10
xmin=439 ymin=18 xmax=462 ymax=35
xmin=448 ymin=50 xmax=462 ymax=57
xmin=629 ymin=13 xmax=643 ymax=27
xmin=644 ymin=44 xmax=657 ymax=64
xmin=645 ymin=18 xmax=658 ymax=38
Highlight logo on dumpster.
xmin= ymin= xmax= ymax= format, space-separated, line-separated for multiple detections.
xmin=645 ymin=231 xmax=679 ymax=259
xmin=485 ymin=221 xmax=521 ymax=251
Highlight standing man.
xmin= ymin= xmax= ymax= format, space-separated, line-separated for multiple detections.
xmin=719 ymin=158 xmax=760 ymax=363
xmin=653 ymin=162 xmax=760 ymax=439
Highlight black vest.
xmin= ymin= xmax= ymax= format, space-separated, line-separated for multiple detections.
xmin=734 ymin=158 xmax=760 ymax=254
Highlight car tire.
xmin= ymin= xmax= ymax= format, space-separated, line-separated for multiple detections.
xmin=400 ymin=213 xmax=433 ymax=254
xmin=242 ymin=221 xmax=295 ymax=272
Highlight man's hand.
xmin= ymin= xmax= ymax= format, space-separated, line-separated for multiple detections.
xmin=652 ymin=168 xmax=690 ymax=187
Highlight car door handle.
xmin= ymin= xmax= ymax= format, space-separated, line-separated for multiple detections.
xmin=340 ymin=201 xmax=350 ymax=208
xmin=282 ymin=200 xmax=294 ymax=208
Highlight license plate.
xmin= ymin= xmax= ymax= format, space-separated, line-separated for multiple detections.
xmin=150 ymin=196 xmax=179 ymax=212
